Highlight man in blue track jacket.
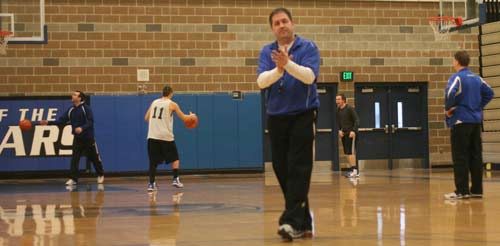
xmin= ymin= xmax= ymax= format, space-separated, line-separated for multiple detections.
xmin=257 ymin=7 xmax=320 ymax=241
xmin=444 ymin=50 xmax=494 ymax=200
xmin=41 ymin=91 xmax=104 ymax=187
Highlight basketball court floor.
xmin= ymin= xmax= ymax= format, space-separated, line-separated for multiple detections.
xmin=1 ymin=165 xmax=500 ymax=245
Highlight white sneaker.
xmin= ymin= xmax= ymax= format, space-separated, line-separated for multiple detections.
xmin=277 ymin=224 xmax=304 ymax=241
xmin=172 ymin=177 xmax=184 ymax=188
xmin=97 ymin=176 xmax=104 ymax=184
xmin=348 ymin=169 xmax=359 ymax=178
xmin=147 ymin=182 xmax=158 ymax=192
xmin=444 ymin=192 xmax=469 ymax=200
xmin=65 ymin=179 xmax=77 ymax=186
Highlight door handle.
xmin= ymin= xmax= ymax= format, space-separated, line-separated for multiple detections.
xmin=391 ymin=124 xmax=396 ymax=133
xmin=393 ymin=126 xmax=422 ymax=131
xmin=359 ymin=127 xmax=385 ymax=132
xmin=316 ymin=129 xmax=332 ymax=133
xmin=359 ymin=128 xmax=376 ymax=132
xmin=384 ymin=125 xmax=389 ymax=134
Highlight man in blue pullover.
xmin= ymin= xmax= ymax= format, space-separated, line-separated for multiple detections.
xmin=444 ymin=51 xmax=494 ymax=200
xmin=257 ymin=7 xmax=320 ymax=241
xmin=41 ymin=91 xmax=104 ymax=187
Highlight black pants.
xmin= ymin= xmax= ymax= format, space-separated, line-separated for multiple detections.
xmin=70 ymin=138 xmax=104 ymax=181
xmin=268 ymin=110 xmax=315 ymax=231
xmin=451 ymin=123 xmax=483 ymax=195
xmin=147 ymin=139 xmax=179 ymax=183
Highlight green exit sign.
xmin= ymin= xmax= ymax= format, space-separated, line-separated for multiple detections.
xmin=340 ymin=71 xmax=354 ymax=82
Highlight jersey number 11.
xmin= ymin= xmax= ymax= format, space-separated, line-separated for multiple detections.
xmin=152 ymin=107 xmax=164 ymax=119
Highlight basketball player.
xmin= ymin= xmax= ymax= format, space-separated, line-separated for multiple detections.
xmin=145 ymin=85 xmax=194 ymax=192
xmin=336 ymin=94 xmax=360 ymax=178
xmin=40 ymin=91 xmax=104 ymax=186
xmin=444 ymin=50 xmax=494 ymax=200
xmin=257 ymin=7 xmax=319 ymax=241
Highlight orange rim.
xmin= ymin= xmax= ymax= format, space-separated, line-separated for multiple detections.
xmin=0 ymin=30 xmax=13 ymax=37
xmin=428 ymin=16 xmax=463 ymax=26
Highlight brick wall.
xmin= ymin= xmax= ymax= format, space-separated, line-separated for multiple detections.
xmin=0 ymin=0 xmax=480 ymax=166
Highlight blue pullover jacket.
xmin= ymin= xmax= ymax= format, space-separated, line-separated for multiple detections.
xmin=257 ymin=35 xmax=320 ymax=116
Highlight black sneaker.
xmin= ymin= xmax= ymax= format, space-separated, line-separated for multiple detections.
xmin=444 ymin=192 xmax=470 ymax=200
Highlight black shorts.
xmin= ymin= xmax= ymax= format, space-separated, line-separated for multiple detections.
xmin=341 ymin=134 xmax=356 ymax=155
xmin=148 ymin=139 xmax=179 ymax=165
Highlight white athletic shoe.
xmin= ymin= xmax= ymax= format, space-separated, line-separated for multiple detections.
xmin=444 ymin=192 xmax=470 ymax=200
xmin=147 ymin=182 xmax=158 ymax=192
xmin=348 ymin=169 xmax=360 ymax=178
xmin=97 ymin=176 xmax=104 ymax=184
xmin=277 ymin=224 xmax=304 ymax=241
xmin=65 ymin=179 xmax=77 ymax=186
xmin=172 ymin=177 xmax=184 ymax=188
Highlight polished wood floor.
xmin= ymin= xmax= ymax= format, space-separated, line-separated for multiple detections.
xmin=1 ymin=166 xmax=500 ymax=245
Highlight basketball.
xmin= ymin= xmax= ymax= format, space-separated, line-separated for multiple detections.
xmin=19 ymin=119 xmax=32 ymax=131
xmin=184 ymin=115 xmax=198 ymax=129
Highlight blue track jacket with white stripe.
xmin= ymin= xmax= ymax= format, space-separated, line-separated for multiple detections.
xmin=50 ymin=102 xmax=96 ymax=140
xmin=445 ymin=68 xmax=494 ymax=128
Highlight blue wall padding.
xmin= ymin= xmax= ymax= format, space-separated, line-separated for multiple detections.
xmin=238 ymin=95 xmax=264 ymax=168
xmin=195 ymin=94 xmax=215 ymax=170
xmin=91 ymin=93 xmax=263 ymax=172
xmin=0 ymin=98 xmax=71 ymax=171
xmin=0 ymin=93 xmax=263 ymax=173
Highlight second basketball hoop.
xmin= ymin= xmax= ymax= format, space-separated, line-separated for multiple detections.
xmin=0 ymin=30 xmax=13 ymax=55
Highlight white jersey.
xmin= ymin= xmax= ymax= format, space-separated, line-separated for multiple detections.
xmin=147 ymin=98 xmax=174 ymax=141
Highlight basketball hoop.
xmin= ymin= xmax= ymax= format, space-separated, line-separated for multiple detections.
xmin=0 ymin=30 xmax=13 ymax=55
xmin=428 ymin=16 xmax=463 ymax=41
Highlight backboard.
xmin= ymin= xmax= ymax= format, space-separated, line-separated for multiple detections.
xmin=0 ymin=0 xmax=46 ymax=44
xmin=438 ymin=0 xmax=481 ymax=32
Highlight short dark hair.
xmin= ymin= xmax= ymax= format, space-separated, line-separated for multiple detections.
xmin=454 ymin=50 xmax=470 ymax=67
xmin=75 ymin=90 xmax=86 ymax=101
xmin=269 ymin=7 xmax=293 ymax=27
xmin=336 ymin=93 xmax=346 ymax=101
xmin=162 ymin=85 xmax=173 ymax=97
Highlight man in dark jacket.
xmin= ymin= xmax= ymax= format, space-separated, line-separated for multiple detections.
xmin=444 ymin=51 xmax=494 ymax=200
xmin=41 ymin=91 xmax=104 ymax=186
xmin=336 ymin=94 xmax=360 ymax=178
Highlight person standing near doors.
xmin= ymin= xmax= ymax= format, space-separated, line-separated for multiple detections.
xmin=444 ymin=50 xmax=494 ymax=200
xmin=336 ymin=94 xmax=360 ymax=178
xmin=257 ymin=7 xmax=320 ymax=241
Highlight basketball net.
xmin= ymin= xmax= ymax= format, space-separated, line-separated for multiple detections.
xmin=0 ymin=31 xmax=13 ymax=55
xmin=428 ymin=16 xmax=462 ymax=41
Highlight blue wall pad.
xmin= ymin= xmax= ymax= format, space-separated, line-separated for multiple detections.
xmin=0 ymin=93 xmax=263 ymax=173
